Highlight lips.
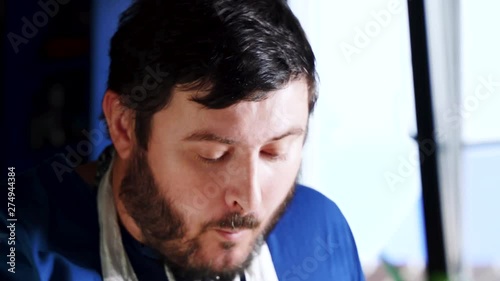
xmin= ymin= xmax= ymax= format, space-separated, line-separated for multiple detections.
xmin=215 ymin=228 xmax=247 ymax=241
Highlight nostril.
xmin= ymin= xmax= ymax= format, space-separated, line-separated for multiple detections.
xmin=232 ymin=200 xmax=244 ymax=210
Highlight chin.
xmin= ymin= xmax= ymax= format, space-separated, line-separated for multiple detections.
xmin=198 ymin=234 xmax=255 ymax=270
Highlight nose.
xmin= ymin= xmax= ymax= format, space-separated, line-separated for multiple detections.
xmin=223 ymin=154 xmax=262 ymax=215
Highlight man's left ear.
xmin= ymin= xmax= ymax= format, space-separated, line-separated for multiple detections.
xmin=102 ymin=90 xmax=135 ymax=160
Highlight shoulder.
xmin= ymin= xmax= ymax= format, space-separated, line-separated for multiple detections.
xmin=266 ymin=184 xmax=365 ymax=281
xmin=0 ymin=155 xmax=102 ymax=281
xmin=288 ymin=184 xmax=344 ymax=217
xmin=270 ymin=184 xmax=350 ymax=237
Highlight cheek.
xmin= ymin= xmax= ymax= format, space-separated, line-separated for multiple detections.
xmin=168 ymin=175 xmax=216 ymax=225
xmin=147 ymin=147 xmax=214 ymax=223
xmin=148 ymin=143 xmax=206 ymax=192
xmin=261 ymin=156 xmax=301 ymax=216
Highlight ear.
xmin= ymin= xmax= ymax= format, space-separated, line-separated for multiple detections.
xmin=102 ymin=90 xmax=135 ymax=160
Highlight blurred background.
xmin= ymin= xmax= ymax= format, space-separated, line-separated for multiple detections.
xmin=2 ymin=0 xmax=499 ymax=280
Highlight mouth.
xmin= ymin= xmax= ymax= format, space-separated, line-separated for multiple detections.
xmin=214 ymin=228 xmax=248 ymax=241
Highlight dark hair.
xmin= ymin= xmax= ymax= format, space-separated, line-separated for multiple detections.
xmin=107 ymin=0 xmax=317 ymax=149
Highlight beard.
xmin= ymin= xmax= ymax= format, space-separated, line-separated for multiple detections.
xmin=119 ymin=147 xmax=297 ymax=280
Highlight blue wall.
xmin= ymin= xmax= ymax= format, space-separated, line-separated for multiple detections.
xmin=89 ymin=0 xmax=132 ymax=159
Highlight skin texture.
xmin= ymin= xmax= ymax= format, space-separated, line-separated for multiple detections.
xmin=102 ymin=78 xmax=309 ymax=279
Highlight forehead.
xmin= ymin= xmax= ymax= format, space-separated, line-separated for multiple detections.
xmin=150 ymin=79 xmax=309 ymax=146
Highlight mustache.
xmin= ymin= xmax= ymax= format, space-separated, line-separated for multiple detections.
xmin=206 ymin=212 xmax=261 ymax=230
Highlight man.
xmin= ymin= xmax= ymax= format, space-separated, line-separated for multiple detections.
xmin=1 ymin=0 xmax=364 ymax=280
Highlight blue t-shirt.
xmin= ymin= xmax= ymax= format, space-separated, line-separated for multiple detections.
xmin=1 ymin=155 xmax=364 ymax=280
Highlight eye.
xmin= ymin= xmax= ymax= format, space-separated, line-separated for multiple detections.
xmin=260 ymin=150 xmax=286 ymax=161
xmin=196 ymin=153 xmax=227 ymax=164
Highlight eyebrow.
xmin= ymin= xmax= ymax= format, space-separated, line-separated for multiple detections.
xmin=182 ymin=127 xmax=305 ymax=145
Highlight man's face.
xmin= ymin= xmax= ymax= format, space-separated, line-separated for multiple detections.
xmin=119 ymin=79 xmax=309 ymax=279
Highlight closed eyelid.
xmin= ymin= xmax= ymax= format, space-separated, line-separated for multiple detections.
xmin=192 ymin=141 xmax=229 ymax=151
xmin=197 ymin=146 xmax=227 ymax=155
xmin=261 ymin=142 xmax=288 ymax=152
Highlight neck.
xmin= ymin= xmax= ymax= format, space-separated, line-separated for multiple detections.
xmin=75 ymin=162 xmax=98 ymax=186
